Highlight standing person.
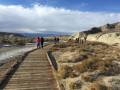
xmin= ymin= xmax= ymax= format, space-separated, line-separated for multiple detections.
xmin=54 ymin=37 xmax=57 ymax=44
xmin=36 ymin=37 xmax=41 ymax=48
xmin=41 ymin=37 xmax=44 ymax=48
xmin=57 ymin=37 xmax=59 ymax=43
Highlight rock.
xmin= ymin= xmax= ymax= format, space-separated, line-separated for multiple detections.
xmin=86 ymin=32 xmax=120 ymax=46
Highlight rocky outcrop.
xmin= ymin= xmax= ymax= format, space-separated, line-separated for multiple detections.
xmin=70 ymin=22 xmax=120 ymax=46
xmin=95 ymin=22 xmax=120 ymax=33
xmin=115 ymin=23 xmax=120 ymax=30
xmin=87 ymin=32 xmax=120 ymax=46
xmin=83 ymin=22 xmax=120 ymax=34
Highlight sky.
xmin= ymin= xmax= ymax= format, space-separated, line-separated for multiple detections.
xmin=0 ymin=0 xmax=120 ymax=33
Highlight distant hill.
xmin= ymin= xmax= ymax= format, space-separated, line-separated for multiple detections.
xmin=21 ymin=31 xmax=71 ymax=38
xmin=0 ymin=32 xmax=32 ymax=45
xmin=0 ymin=32 xmax=25 ymax=38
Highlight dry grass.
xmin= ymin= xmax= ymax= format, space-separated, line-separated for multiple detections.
xmin=69 ymin=80 xmax=82 ymax=90
xmin=57 ymin=57 xmax=120 ymax=81
xmin=89 ymin=83 xmax=108 ymax=90
xmin=57 ymin=65 xmax=74 ymax=79
xmin=58 ymin=50 xmax=88 ymax=63
xmin=81 ymin=74 xmax=95 ymax=82
xmin=53 ymin=43 xmax=69 ymax=48
xmin=73 ymin=57 xmax=99 ymax=74
xmin=73 ymin=58 xmax=120 ymax=79
xmin=52 ymin=41 xmax=120 ymax=89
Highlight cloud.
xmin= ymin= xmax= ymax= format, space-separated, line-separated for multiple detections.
xmin=80 ymin=2 xmax=88 ymax=7
xmin=0 ymin=4 xmax=120 ymax=33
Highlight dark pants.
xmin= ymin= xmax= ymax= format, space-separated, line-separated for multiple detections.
xmin=41 ymin=42 xmax=44 ymax=48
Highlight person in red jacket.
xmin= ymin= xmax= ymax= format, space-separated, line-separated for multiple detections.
xmin=36 ymin=37 xmax=41 ymax=48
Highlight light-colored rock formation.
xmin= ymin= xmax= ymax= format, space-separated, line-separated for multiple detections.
xmin=101 ymin=24 xmax=110 ymax=32
xmin=87 ymin=32 xmax=120 ymax=46
xmin=69 ymin=32 xmax=87 ymax=40
xmin=70 ymin=22 xmax=120 ymax=46
xmin=70 ymin=32 xmax=120 ymax=46
xmin=115 ymin=23 xmax=120 ymax=30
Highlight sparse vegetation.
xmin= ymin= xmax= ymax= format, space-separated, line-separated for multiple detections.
xmin=69 ymin=80 xmax=82 ymax=90
xmin=0 ymin=33 xmax=34 ymax=46
xmin=52 ymin=41 xmax=120 ymax=90
xmin=116 ymin=32 xmax=120 ymax=36
xmin=73 ymin=57 xmax=99 ymax=73
xmin=53 ymin=43 xmax=70 ymax=48
xmin=89 ymin=83 xmax=108 ymax=90
xmin=57 ymin=65 xmax=74 ymax=79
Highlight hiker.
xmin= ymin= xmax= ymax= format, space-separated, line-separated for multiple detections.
xmin=41 ymin=37 xmax=44 ymax=48
xmin=57 ymin=37 xmax=59 ymax=43
xmin=54 ymin=37 xmax=57 ymax=44
xmin=36 ymin=37 xmax=41 ymax=48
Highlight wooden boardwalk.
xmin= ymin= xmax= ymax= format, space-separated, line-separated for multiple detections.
xmin=2 ymin=46 xmax=58 ymax=90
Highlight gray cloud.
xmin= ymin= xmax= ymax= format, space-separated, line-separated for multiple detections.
xmin=0 ymin=4 xmax=120 ymax=33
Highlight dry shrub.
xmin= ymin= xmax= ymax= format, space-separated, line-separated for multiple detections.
xmin=74 ymin=56 xmax=120 ymax=76
xmin=50 ymin=48 xmax=60 ymax=52
xmin=58 ymin=51 xmax=88 ymax=63
xmin=74 ymin=55 xmax=88 ymax=63
xmin=82 ymin=47 xmax=94 ymax=53
xmin=57 ymin=65 xmax=74 ymax=79
xmin=73 ymin=57 xmax=99 ymax=74
xmin=15 ymin=40 xmax=26 ymax=45
xmin=89 ymin=41 xmax=109 ymax=47
xmin=53 ymin=42 xmax=74 ymax=48
xmin=89 ymin=83 xmax=108 ymax=90
xmin=98 ymin=61 xmax=120 ymax=76
xmin=116 ymin=32 xmax=120 ymax=36
xmin=53 ymin=43 xmax=67 ymax=48
xmin=69 ymin=80 xmax=82 ymax=90
xmin=81 ymin=75 xmax=95 ymax=82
